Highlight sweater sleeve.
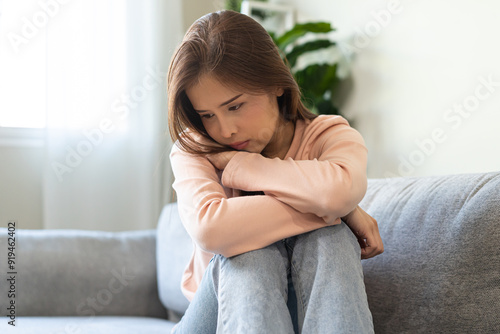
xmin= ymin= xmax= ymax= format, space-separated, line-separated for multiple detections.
xmin=170 ymin=144 xmax=329 ymax=258
xmin=221 ymin=120 xmax=368 ymax=224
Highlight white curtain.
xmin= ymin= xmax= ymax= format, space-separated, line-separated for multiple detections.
xmin=43 ymin=0 xmax=183 ymax=230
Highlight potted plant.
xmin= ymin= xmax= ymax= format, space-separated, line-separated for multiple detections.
xmin=271 ymin=22 xmax=343 ymax=115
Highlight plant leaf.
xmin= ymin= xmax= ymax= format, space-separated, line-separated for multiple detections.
xmin=285 ymin=39 xmax=336 ymax=67
xmin=276 ymin=22 xmax=334 ymax=50
xmin=315 ymin=98 xmax=339 ymax=115
xmin=294 ymin=63 xmax=338 ymax=98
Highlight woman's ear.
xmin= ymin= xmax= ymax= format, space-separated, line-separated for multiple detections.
xmin=276 ymin=87 xmax=284 ymax=97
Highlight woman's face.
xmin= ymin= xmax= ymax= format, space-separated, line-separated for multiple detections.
xmin=186 ymin=75 xmax=290 ymax=157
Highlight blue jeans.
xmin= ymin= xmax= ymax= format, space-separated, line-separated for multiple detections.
xmin=172 ymin=222 xmax=374 ymax=333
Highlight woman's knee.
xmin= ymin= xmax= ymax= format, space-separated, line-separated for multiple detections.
xmin=292 ymin=223 xmax=361 ymax=268
xmin=303 ymin=222 xmax=357 ymax=244
xmin=214 ymin=241 xmax=289 ymax=291
xmin=220 ymin=241 xmax=287 ymax=269
xmin=313 ymin=221 xmax=356 ymax=241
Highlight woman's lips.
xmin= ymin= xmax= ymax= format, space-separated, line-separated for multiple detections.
xmin=229 ymin=140 xmax=250 ymax=150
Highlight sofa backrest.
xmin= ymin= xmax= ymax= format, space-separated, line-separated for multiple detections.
xmin=0 ymin=228 xmax=168 ymax=318
xmin=360 ymin=172 xmax=500 ymax=333
xmin=156 ymin=172 xmax=500 ymax=333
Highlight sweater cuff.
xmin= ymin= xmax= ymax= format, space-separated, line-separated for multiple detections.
xmin=221 ymin=151 xmax=252 ymax=188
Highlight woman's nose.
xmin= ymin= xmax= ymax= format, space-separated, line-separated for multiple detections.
xmin=218 ymin=117 xmax=237 ymax=138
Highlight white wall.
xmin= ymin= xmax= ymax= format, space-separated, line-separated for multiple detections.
xmin=182 ymin=0 xmax=223 ymax=31
xmin=285 ymin=0 xmax=500 ymax=178
xmin=0 ymin=145 xmax=44 ymax=229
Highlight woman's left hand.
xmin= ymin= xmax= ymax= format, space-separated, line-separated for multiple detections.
xmin=342 ymin=206 xmax=384 ymax=259
xmin=206 ymin=151 xmax=239 ymax=170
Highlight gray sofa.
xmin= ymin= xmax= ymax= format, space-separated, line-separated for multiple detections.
xmin=1 ymin=172 xmax=499 ymax=333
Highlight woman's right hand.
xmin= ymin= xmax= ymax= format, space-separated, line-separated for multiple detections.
xmin=206 ymin=151 xmax=239 ymax=170
xmin=342 ymin=206 xmax=384 ymax=259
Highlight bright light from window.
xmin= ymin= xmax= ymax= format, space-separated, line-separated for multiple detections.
xmin=0 ymin=0 xmax=47 ymax=128
xmin=0 ymin=0 xmax=128 ymax=130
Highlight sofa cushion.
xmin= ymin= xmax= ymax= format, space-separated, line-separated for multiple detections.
xmin=0 ymin=316 xmax=175 ymax=334
xmin=360 ymin=172 xmax=500 ymax=333
xmin=0 ymin=229 xmax=167 ymax=318
xmin=156 ymin=203 xmax=192 ymax=318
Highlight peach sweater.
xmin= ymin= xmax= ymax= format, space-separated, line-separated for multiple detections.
xmin=169 ymin=115 xmax=368 ymax=301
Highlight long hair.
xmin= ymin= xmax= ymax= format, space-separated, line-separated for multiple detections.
xmin=168 ymin=10 xmax=317 ymax=154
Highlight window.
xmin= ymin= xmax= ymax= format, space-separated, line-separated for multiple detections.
xmin=0 ymin=0 xmax=127 ymax=131
xmin=0 ymin=0 xmax=47 ymax=128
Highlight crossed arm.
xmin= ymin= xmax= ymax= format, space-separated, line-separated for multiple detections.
xmin=171 ymin=122 xmax=383 ymax=259
xmin=207 ymin=150 xmax=383 ymax=259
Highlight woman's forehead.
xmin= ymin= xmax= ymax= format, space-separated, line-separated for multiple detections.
xmin=186 ymin=75 xmax=242 ymax=110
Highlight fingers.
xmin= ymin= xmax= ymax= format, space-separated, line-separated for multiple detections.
xmin=361 ymin=243 xmax=384 ymax=259
xmin=352 ymin=216 xmax=384 ymax=259
xmin=360 ymin=226 xmax=384 ymax=259
xmin=343 ymin=206 xmax=385 ymax=260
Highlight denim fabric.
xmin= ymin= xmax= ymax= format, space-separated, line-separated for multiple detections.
xmin=171 ymin=258 xmax=219 ymax=333
xmin=289 ymin=223 xmax=373 ymax=333
xmin=173 ymin=222 xmax=373 ymax=333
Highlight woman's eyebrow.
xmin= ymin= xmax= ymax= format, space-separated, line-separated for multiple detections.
xmin=219 ymin=94 xmax=243 ymax=107
xmin=194 ymin=94 xmax=243 ymax=113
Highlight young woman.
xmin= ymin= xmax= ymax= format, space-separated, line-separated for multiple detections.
xmin=167 ymin=10 xmax=383 ymax=333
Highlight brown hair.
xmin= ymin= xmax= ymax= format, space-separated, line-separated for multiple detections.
xmin=168 ymin=10 xmax=317 ymax=154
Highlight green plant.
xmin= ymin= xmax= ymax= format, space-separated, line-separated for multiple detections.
xmin=271 ymin=22 xmax=342 ymax=115
xmin=225 ymin=0 xmax=268 ymax=20
xmin=225 ymin=0 xmax=242 ymax=12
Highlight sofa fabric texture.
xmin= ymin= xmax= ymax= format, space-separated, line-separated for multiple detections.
xmin=360 ymin=172 xmax=500 ymax=333
xmin=0 ymin=229 xmax=172 ymax=333
xmin=157 ymin=202 xmax=192 ymax=319
xmin=1 ymin=171 xmax=499 ymax=333
xmin=2 ymin=316 xmax=174 ymax=334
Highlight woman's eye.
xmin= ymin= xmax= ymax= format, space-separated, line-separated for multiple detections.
xmin=229 ymin=103 xmax=243 ymax=111
xmin=201 ymin=113 xmax=214 ymax=119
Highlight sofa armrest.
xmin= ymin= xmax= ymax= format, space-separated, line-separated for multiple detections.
xmin=0 ymin=227 xmax=167 ymax=318
xmin=156 ymin=203 xmax=192 ymax=318
xmin=360 ymin=172 xmax=500 ymax=333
